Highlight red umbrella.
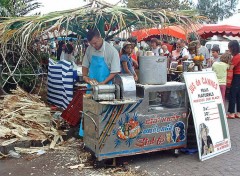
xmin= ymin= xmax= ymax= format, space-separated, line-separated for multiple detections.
xmin=197 ymin=24 xmax=240 ymax=39
xmin=131 ymin=26 xmax=188 ymax=42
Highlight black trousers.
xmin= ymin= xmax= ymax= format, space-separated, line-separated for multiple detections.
xmin=228 ymin=74 xmax=240 ymax=113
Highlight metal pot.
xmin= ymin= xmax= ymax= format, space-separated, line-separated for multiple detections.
xmin=139 ymin=56 xmax=167 ymax=85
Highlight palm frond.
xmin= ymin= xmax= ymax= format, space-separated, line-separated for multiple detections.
xmin=0 ymin=0 xmax=204 ymax=49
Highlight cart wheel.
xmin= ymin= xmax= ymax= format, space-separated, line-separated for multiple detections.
xmin=94 ymin=160 xmax=107 ymax=168
xmin=174 ymin=149 xmax=180 ymax=158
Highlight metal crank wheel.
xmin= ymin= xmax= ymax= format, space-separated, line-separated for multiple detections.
xmin=0 ymin=44 xmax=45 ymax=94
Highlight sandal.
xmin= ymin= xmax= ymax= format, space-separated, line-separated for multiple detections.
xmin=235 ymin=113 xmax=240 ymax=118
xmin=227 ymin=114 xmax=235 ymax=119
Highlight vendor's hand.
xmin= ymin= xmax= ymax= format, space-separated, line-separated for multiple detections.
xmin=83 ymin=76 xmax=98 ymax=85
xmin=98 ymin=82 xmax=105 ymax=85
xmin=89 ymin=79 xmax=98 ymax=86
xmin=134 ymin=74 xmax=138 ymax=81
xmin=83 ymin=76 xmax=91 ymax=84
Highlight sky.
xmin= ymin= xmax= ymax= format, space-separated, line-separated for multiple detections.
xmin=31 ymin=0 xmax=240 ymax=15
xmin=30 ymin=0 xmax=121 ymax=14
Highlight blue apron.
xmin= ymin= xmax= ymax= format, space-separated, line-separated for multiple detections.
xmin=80 ymin=46 xmax=112 ymax=137
xmin=88 ymin=55 xmax=112 ymax=85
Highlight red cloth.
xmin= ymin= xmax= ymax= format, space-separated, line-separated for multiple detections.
xmin=232 ymin=53 xmax=240 ymax=74
xmin=131 ymin=53 xmax=137 ymax=62
xmin=131 ymin=26 xmax=187 ymax=41
xmin=197 ymin=25 xmax=240 ymax=39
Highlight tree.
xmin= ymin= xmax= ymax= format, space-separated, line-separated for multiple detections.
xmin=127 ymin=0 xmax=192 ymax=10
xmin=0 ymin=0 xmax=41 ymax=17
xmin=197 ymin=0 xmax=239 ymax=23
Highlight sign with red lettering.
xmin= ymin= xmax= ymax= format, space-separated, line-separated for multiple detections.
xmin=184 ymin=71 xmax=231 ymax=161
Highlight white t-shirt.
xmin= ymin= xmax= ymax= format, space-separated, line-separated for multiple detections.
xmin=82 ymin=41 xmax=120 ymax=73
xmin=180 ymin=47 xmax=191 ymax=60
xmin=199 ymin=46 xmax=210 ymax=65
xmin=152 ymin=47 xmax=163 ymax=56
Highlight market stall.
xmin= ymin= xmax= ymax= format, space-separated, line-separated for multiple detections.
xmin=0 ymin=0 xmax=206 ymax=165
xmin=81 ymin=56 xmax=189 ymax=162
xmin=80 ymin=39 xmax=231 ymax=163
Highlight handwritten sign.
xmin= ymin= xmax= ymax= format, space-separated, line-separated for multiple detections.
xmin=184 ymin=71 xmax=231 ymax=161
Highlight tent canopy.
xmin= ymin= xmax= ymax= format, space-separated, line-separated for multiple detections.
xmin=197 ymin=24 xmax=240 ymax=39
xmin=131 ymin=26 xmax=188 ymax=42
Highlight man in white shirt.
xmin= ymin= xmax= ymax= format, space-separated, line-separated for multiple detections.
xmin=176 ymin=39 xmax=190 ymax=63
xmin=197 ymin=41 xmax=210 ymax=66
xmin=82 ymin=29 xmax=120 ymax=85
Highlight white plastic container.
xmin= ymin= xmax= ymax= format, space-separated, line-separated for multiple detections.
xmin=139 ymin=56 xmax=167 ymax=85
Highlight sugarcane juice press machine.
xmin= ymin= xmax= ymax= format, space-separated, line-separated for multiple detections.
xmin=83 ymin=57 xmax=189 ymax=162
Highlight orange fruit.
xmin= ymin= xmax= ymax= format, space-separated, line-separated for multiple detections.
xmin=194 ymin=56 xmax=200 ymax=61
xmin=199 ymin=55 xmax=204 ymax=61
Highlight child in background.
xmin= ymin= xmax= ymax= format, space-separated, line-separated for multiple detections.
xmin=208 ymin=46 xmax=220 ymax=67
xmin=120 ymin=42 xmax=138 ymax=81
xmin=212 ymin=53 xmax=232 ymax=103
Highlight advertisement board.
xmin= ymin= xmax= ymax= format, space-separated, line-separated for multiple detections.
xmin=184 ymin=71 xmax=231 ymax=161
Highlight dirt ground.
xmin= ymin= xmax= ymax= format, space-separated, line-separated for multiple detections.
xmin=0 ymin=139 xmax=147 ymax=176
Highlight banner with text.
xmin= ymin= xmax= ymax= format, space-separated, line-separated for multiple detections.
xmin=184 ymin=71 xmax=231 ymax=161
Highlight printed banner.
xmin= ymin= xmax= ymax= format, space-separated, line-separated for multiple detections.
xmin=184 ymin=71 xmax=231 ymax=161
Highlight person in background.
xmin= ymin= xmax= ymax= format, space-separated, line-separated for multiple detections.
xmin=57 ymin=40 xmax=65 ymax=60
xmin=176 ymin=39 xmax=189 ymax=63
xmin=82 ymin=29 xmax=120 ymax=85
xmin=171 ymin=45 xmax=181 ymax=62
xmin=120 ymin=42 xmax=138 ymax=81
xmin=127 ymin=38 xmax=139 ymax=69
xmin=212 ymin=53 xmax=231 ymax=104
xmin=113 ymin=39 xmax=122 ymax=54
xmin=162 ymin=45 xmax=171 ymax=68
xmin=208 ymin=46 xmax=220 ymax=67
xmin=41 ymin=40 xmax=50 ymax=54
xmin=138 ymin=46 xmax=144 ymax=57
xmin=150 ymin=38 xmax=163 ymax=56
xmin=197 ymin=41 xmax=210 ymax=67
xmin=162 ymin=40 xmax=173 ymax=53
xmin=227 ymin=40 xmax=240 ymax=119
xmin=50 ymin=39 xmax=57 ymax=57
xmin=64 ymin=43 xmax=75 ymax=62
xmin=83 ymin=38 xmax=89 ymax=56
xmin=162 ymin=45 xmax=170 ymax=57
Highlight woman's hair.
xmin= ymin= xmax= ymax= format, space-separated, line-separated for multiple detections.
xmin=220 ymin=53 xmax=232 ymax=64
xmin=121 ymin=43 xmax=132 ymax=55
xmin=150 ymin=38 xmax=160 ymax=45
xmin=65 ymin=43 xmax=74 ymax=54
xmin=172 ymin=121 xmax=185 ymax=142
xmin=228 ymin=40 xmax=240 ymax=56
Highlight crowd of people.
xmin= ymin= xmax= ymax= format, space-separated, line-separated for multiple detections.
xmin=33 ymin=37 xmax=80 ymax=64
xmin=110 ymin=37 xmax=240 ymax=119
xmin=36 ymin=30 xmax=239 ymax=118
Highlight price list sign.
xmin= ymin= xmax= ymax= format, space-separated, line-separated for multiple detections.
xmin=184 ymin=71 xmax=231 ymax=161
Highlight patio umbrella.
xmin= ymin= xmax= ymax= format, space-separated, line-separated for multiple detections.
xmin=131 ymin=26 xmax=188 ymax=42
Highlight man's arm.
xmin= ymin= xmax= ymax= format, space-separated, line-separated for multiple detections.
xmin=82 ymin=66 xmax=91 ymax=83
xmin=182 ymin=48 xmax=189 ymax=60
xmin=82 ymin=48 xmax=91 ymax=83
